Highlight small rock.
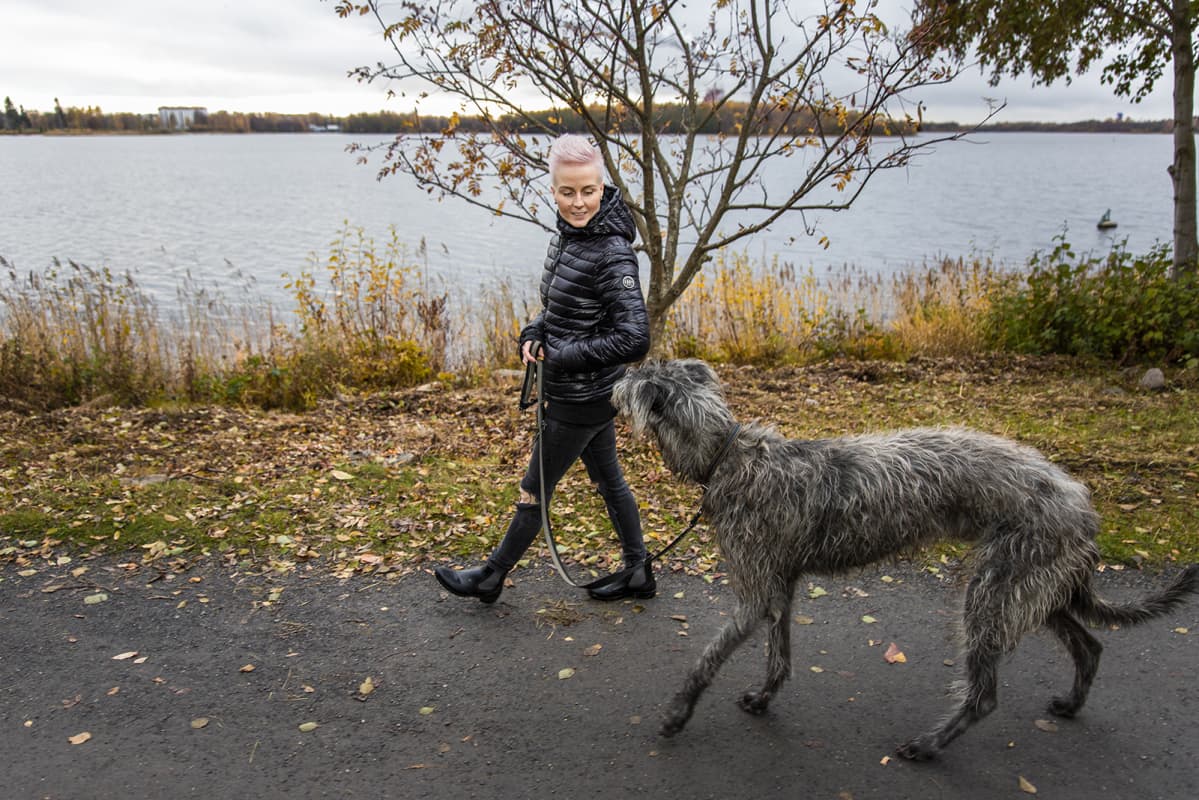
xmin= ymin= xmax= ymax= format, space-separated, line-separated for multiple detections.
xmin=1138 ymin=368 xmax=1166 ymax=391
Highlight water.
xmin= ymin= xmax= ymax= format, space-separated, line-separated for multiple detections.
xmin=0 ymin=132 xmax=1178 ymax=310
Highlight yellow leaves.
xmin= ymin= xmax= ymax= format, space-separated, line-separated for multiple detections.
xmin=358 ymin=676 xmax=376 ymax=698
xmin=298 ymin=721 xmax=319 ymax=732
xmin=190 ymin=717 xmax=209 ymax=729
xmin=68 ymin=731 xmax=92 ymax=745
xmin=1018 ymin=775 xmax=1038 ymax=794
xmin=558 ymin=667 xmax=576 ymax=680
xmin=419 ymin=706 xmax=436 ymax=716
xmin=239 ymin=664 xmax=256 ymax=673
xmin=112 ymin=651 xmax=139 ymax=661
xmin=883 ymin=642 xmax=906 ymax=664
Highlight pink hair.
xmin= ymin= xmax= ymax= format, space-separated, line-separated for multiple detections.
xmin=548 ymin=134 xmax=604 ymax=184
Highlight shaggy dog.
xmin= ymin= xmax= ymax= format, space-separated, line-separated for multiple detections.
xmin=612 ymin=359 xmax=1198 ymax=759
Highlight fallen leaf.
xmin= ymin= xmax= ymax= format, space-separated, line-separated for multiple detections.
xmin=673 ymin=591 xmax=685 ymax=599
xmin=107 ymin=687 xmax=120 ymax=696
xmin=1033 ymin=719 xmax=1058 ymax=733
xmin=419 ymin=706 xmax=435 ymax=715
xmin=809 ymin=586 xmax=828 ymax=599
xmin=68 ymin=732 xmax=92 ymax=745
xmin=884 ymin=643 xmax=907 ymax=664
xmin=879 ymin=756 xmax=891 ymax=766
xmin=239 ymin=664 xmax=255 ymax=673
xmin=302 ymin=685 xmax=315 ymax=693
xmin=1018 ymin=775 xmax=1037 ymax=794
xmin=358 ymin=676 xmax=375 ymax=696
xmin=810 ymin=666 xmax=824 ymax=673
xmin=670 ymin=614 xmax=687 ymax=622
xmin=880 ymin=575 xmax=894 ymax=583
xmin=794 ymin=614 xmax=814 ymax=625
xmin=331 ymin=470 xmax=353 ymax=481
xmin=133 ymin=656 xmax=148 ymax=664
xmin=583 ymin=644 xmax=603 ymax=657
xmin=1173 ymin=627 xmax=1189 ymax=635
xmin=558 ymin=667 xmax=576 ymax=680
xmin=112 ymin=651 xmax=138 ymax=661
xmin=191 ymin=717 xmax=209 ymax=729
xmin=298 ymin=721 xmax=319 ymax=732
xmin=84 ymin=593 xmax=109 ymax=605
xmin=861 ymin=615 xmax=878 ymax=624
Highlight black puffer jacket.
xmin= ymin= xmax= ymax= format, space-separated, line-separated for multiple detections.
xmin=520 ymin=185 xmax=650 ymax=407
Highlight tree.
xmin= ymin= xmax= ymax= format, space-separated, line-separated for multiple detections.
xmin=334 ymin=0 xmax=993 ymax=346
xmin=4 ymin=96 xmax=19 ymax=131
xmin=914 ymin=0 xmax=1198 ymax=278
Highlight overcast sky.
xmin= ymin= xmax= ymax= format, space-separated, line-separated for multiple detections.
xmin=0 ymin=0 xmax=1178 ymax=124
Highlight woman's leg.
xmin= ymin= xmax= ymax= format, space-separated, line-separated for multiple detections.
xmin=580 ymin=420 xmax=647 ymax=567
xmin=486 ymin=418 xmax=592 ymax=572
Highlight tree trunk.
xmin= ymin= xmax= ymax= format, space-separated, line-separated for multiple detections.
xmin=1170 ymin=0 xmax=1198 ymax=278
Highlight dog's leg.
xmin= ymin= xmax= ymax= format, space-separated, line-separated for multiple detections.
xmin=897 ymin=641 xmax=1002 ymax=761
xmin=898 ymin=576 xmax=1004 ymax=760
xmin=1045 ymin=609 xmax=1103 ymax=717
xmin=739 ymin=584 xmax=795 ymax=715
xmin=661 ymin=600 xmax=762 ymax=737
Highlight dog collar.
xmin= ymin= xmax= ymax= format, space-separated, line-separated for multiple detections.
xmin=700 ymin=423 xmax=742 ymax=486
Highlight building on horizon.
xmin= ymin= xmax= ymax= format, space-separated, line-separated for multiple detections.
xmin=158 ymin=106 xmax=207 ymax=130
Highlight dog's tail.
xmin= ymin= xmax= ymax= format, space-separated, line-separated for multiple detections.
xmin=1071 ymin=564 xmax=1199 ymax=626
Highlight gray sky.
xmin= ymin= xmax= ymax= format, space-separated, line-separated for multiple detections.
xmin=0 ymin=0 xmax=1178 ymax=123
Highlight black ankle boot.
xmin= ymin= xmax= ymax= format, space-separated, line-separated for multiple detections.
xmin=434 ymin=563 xmax=508 ymax=604
xmin=588 ymin=560 xmax=656 ymax=601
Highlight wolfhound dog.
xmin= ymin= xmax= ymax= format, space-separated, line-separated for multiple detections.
xmin=612 ymin=359 xmax=1198 ymax=760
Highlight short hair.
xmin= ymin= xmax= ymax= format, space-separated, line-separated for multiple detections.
xmin=548 ymin=134 xmax=604 ymax=185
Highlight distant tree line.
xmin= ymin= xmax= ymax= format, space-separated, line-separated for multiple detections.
xmin=0 ymin=94 xmax=1177 ymax=136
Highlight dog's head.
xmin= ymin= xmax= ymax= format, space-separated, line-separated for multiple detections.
xmin=613 ymin=359 xmax=730 ymax=438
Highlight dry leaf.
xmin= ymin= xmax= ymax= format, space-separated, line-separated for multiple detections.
xmin=239 ymin=664 xmax=255 ymax=673
xmin=558 ymin=667 xmax=576 ymax=680
xmin=861 ymin=615 xmax=878 ymax=624
xmin=809 ymin=586 xmax=828 ymax=599
xmin=810 ymin=666 xmax=824 ymax=673
xmin=794 ymin=614 xmax=814 ymax=625
xmin=84 ymin=593 xmax=109 ymax=605
xmin=298 ymin=721 xmax=319 ymax=732
xmin=419 ymin=706 xmax=435 ymax=715
xmin=191 ymin=717 xmax=209 ymax=729
xmin=583 ymin=644 xmax=602 ymax=657
xmin=1173 ymin=627 xmax=1189 ymax=635
xmin=358 ymin=676 xmax=375 ymax=696
xmin=884 ymin=643 xmax=907 ymax=664
xmin=1018 ymin=775 xmax=1037 ymax=794
xmin=132 ymin=656 xmax=148 ymax=664
xmin=1033 ymin=719 xmax=1058 ymax=733
xmin=112 ymin=651 xmax=138 ymax=661
xmin=106 ymin=687 xmax=119 ymax=696
xmin=68 ymin=732 xmax=92 ymax=745
xmin=331 ymin=470 xmax=353 ymax=481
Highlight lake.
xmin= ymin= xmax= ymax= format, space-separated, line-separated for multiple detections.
xmin=0 ymin=131 xmax=1179 ymax=311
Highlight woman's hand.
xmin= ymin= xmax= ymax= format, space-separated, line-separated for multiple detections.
xmin=521 ymin=340 xmax=544 ymax=365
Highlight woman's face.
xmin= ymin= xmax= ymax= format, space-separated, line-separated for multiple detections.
xmin=552 ymin=163 xmax=604 ymax=228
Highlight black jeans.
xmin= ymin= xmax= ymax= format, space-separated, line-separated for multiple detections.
xmin=486 ymin=416 xmax=646 ymax=572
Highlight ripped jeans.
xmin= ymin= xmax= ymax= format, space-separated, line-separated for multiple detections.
xmin=486 ymin=416 xmax=646 ymax=572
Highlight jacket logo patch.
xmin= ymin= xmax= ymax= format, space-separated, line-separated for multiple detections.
xmin=621 ymin=276 xmax=636 ymax=289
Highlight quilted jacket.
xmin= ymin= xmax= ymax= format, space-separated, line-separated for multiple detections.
xmin=519 ymin=185 xmax=650 ymax=405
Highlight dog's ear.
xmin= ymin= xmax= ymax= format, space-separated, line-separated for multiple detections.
xmin=677 ymin=358 xmax=717 ymax=386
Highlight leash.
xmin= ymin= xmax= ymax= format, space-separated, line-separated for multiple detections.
xmin=521 ymin=348 xmax=741 ymax=590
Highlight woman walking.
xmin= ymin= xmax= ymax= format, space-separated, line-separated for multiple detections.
xmin=434 ymin=134 xmax=652 ymax=603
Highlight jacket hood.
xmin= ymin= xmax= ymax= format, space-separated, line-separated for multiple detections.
xmin=556 ymin=185 xmax=636 ymax=243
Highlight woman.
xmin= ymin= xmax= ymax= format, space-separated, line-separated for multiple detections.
xmin=434 ymin=134 xmax=652 ymax=603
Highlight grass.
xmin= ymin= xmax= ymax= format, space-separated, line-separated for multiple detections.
xmin=3 ymin=233 xmax=1198 ymax=577
xmin=3 ymin=356 xmax=1196 ymax=580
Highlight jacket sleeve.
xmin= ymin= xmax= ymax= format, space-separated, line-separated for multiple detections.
xmin=551 ymin=250 xmax=650 ymax=371
xmin=519 ymin=312 xmax=545 ymax=351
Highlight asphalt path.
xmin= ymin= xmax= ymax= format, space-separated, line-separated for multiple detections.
xmin=2 ymin=558 xmax=1196 ymax=800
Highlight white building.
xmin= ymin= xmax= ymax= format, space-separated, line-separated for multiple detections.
xmin=158 ymin=106 xmax=207 ymax=130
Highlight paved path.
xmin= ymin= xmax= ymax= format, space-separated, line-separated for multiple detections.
xmin=2 ymin=558 xmax=1196 ymax=799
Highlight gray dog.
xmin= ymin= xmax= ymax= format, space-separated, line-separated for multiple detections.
xmin=612 ymin=359 xmax=1198 ymax=760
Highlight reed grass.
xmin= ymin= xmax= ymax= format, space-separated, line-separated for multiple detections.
xmin=1 ymin=231 xmax=1192 ymax=413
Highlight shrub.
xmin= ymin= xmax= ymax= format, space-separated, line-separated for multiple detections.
xmin=986 ymin=240 xmax=1199 ymax=363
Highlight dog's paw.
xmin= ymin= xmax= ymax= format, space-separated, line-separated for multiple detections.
xmin=896 ymin=736 xmax=939 ymax=762
xmin=659 ymin=698 xmax=694 ymax=737
xmin=738 ymin=691 xmax=771 ymax=715
xmin=1047 ymin=697 xmax=1080 ymax=718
